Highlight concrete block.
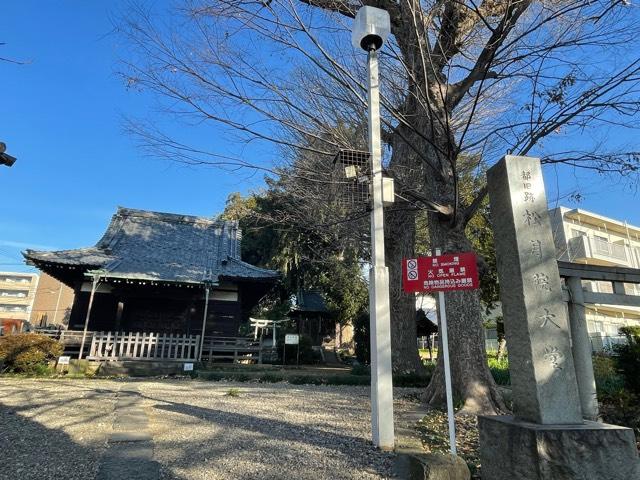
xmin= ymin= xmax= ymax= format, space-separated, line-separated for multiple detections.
xmin=478 ymin=415 xmax=640 ymax=480
xmin=395 ymin=451 xmax=470 ymax=480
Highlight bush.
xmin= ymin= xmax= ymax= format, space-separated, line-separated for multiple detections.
xmin=351 ymin=364 xmax=370 ymax=376
xmin=592 ymin=354 xmax=625 ymax=396
xmin=613 ymin=331 xmax=640 ymax=394
xmin=0 ymin=334 xmax=63 ymax=374
xmin=353 ymin=311 xmax=370 ymax=365
xmin=620 ymin=326 xmax=640 ymax=343
xmin=599 ymin=389 xmax=640 ymax=439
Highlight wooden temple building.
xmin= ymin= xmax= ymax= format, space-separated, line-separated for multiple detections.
xmin=23 ymin=207 xmax=279 ymax=361
xmin=289 ymin=290 xmax=354 ymax=350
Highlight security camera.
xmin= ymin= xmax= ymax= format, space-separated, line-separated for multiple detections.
xmin=351 ymin=6 xmax=391 ymax=52
xmin=0 ymin=142 xmax=16 ymax=167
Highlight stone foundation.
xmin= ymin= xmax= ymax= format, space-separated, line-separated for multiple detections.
xmin=478 ymin=415 xmax=639 ymax=480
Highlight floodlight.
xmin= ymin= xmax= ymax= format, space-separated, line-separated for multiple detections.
xmin=344 ymin=165 xmax=357 ymax=179
xmin=351 ymin=6 xmax=391 ymax=51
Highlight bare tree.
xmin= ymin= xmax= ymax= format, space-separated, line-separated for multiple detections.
xmin=118 ymin=0 xmax=640 ymax=413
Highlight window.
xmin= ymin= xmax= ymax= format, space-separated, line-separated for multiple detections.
xmin=596 ymin=281 xmax=613 ymax=294
xmin=0 ymin=276 xmax=32 ymax=284
xmin=0 ymin=304 xmax=27 ymax=312
xmin=0 ymin=290 xmax=28 ymax=298
xmin=572 ymin=229 xmax=586 ymax=238
xmin=605 ymin=323 xmax=620 ymax=336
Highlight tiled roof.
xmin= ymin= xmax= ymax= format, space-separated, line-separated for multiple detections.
xmin=23 ymin=207 xmax=279 ymax=285
xmin=293 ymin=290 xmax=329 ymax=313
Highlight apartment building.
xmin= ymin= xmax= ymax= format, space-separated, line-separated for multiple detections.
xmin=30 ymin=272 xmax=75 ymax=327
xmin=549 ymin=206 xmax=640 ymax=349
xmin=0 ymin=271 xmax=39 ymax=322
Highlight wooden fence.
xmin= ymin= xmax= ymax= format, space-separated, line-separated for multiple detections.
xmin=201 ymin=336 xmax=262 ymax=364
xmin=87 ymin=331 xmax=200 ymax=361
xmin=36 ymin=329 xmax=264 ymax=363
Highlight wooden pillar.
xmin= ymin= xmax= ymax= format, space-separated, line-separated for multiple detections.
xmin=115 ymin=301 xmax=124 ymax=331
xmin=198 ymin=287 xmax=210 ymax=362
xmin=567 ymin=276 xmax=600 ymax=421
xmin=79 ymin=275 xmax=99 ymax=360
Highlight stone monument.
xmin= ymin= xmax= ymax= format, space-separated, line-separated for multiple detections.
xmin=479 ymin=155 xmax=639 ymax=480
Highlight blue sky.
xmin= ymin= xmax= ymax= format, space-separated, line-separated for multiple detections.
xmin=1 ymin=2 xmax=639 ymax=273
xmin=0 ymin=1 xmax=269 ymax=272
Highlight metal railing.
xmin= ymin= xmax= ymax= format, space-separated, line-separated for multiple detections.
xmin=589 ymin=334 xmax=628 ymax=353
xmin=569 ymin=236 xmax=629 ymax=264
xmin=592 ymin=237 xmax=627 ymax=261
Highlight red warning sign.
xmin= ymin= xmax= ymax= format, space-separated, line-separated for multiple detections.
xmin=402 ymin=253 xmax=479 ymax=293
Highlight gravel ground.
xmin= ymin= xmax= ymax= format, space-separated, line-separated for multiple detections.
xmin=0 ymin=379 xmax=421 ymax=480
xmin=0 ymin=378 xmax=120 ymax=480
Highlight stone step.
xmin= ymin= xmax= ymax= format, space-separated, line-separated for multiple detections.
xmin=97 ymin=360 xmax=194 ymax=377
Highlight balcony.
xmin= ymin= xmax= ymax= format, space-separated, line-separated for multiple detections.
xmin=568 ymin=236 xmax=632 ymax=267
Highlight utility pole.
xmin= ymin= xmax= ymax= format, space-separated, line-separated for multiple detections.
xmin=352 ymin=6 xmax=394 ymax=450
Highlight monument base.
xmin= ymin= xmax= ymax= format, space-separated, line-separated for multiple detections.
xmin=478 ymin=415 xmax=639 ymax=480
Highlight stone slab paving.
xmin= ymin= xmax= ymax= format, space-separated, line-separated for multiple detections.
xmin=96 ymin=386 xmax=160 ymax=480
xmin=0 ymin=378 xmax=421 ymax=480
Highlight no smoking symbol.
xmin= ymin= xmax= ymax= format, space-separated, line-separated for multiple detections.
xmin=407 ymin=259 xmax=419 ymax=281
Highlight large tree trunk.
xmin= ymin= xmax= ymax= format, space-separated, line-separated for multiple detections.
xmin=384 ymin=22 xmax=504 ymax=410
xmin=383 ymin=116 xmax=428 ymax=375
xmin=423 ymin=219 xmax=506 ymax=414
xmin=385 ymin=204 xmax=425 ymax=374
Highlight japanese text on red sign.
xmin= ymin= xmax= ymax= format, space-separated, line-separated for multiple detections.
xmin=402 ymin=253 xmax=479 ymax=293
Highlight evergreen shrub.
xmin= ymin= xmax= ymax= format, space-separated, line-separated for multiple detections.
xmin=0 ymin=333 xmax=63 ymax=374
xmin=613 ymin=328 xmax=640 ymax=394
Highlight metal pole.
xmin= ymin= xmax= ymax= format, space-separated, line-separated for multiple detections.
xmin=198 ymin=287 xmax=210 ymax=362
xmin=78 ymin=275 xmax=99 ymax=360
xmin=52 ymin=285 xmax=63 ymax=325
xmin=367 ymin=47 xmax=394 ymax=450
xmin=436 ymin=248 xmax=457 ymax=456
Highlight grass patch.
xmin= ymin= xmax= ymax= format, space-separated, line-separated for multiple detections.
xmin=225 ymin=388 xmax=241 ymax=397
xmin=487 ymin=356 xmax=510 ymax=386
